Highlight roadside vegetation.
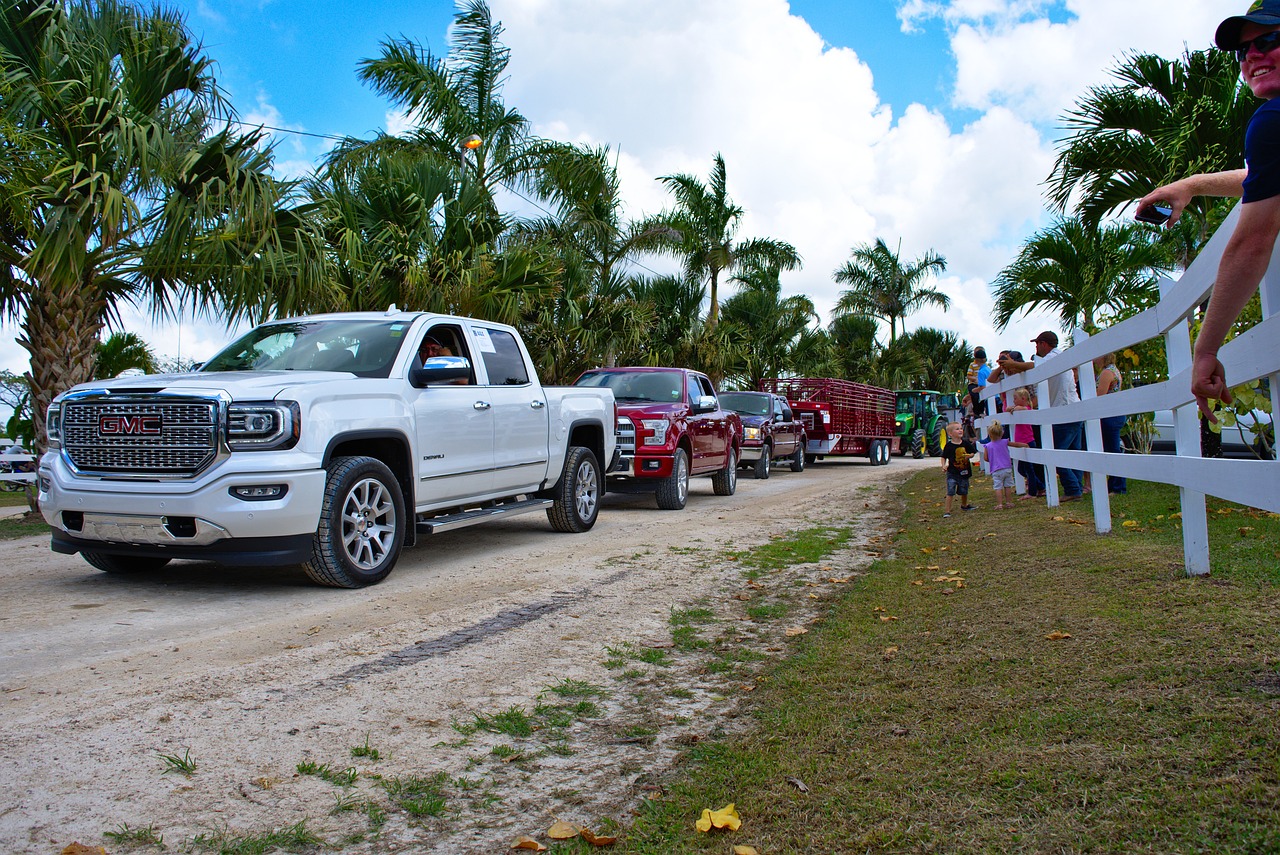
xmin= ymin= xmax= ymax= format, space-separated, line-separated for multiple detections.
xmin=622 ymin=471 xmax=1280 ymax=853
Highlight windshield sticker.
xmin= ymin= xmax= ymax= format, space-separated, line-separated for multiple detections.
xmin=470 ymin=327 xmax=497 ymax=353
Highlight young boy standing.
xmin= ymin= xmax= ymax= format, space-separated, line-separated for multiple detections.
xmin=941 ymin=421 xmax=978 ymax=517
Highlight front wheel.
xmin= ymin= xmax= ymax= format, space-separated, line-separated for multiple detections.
xmin=656 ymin=449 xmax=690 ymax=510
xmin=712 ymin=447 xmax=738 ymax=496
xmin=82 ymin=553 xmax=171 ymax=574
xmin=304 ymin=456 xmax=406 ymax=588
xmin=548 ymin=447 xmax=601 ymax=533
xmin=790 ymin=443 xmax=805 ymax=472
xmin=753 ymin=445 xmax=771 ymax=479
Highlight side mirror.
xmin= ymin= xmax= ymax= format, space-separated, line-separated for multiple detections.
xmin=409 ymin=355 xmax=471 ymax=388
xmin=692 ymin=395 xmax=718 ymax=414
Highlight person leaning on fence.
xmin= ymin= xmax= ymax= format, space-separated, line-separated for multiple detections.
xmin=941 ymin=421 xmax=978 ymax=517
xmin=1137 ymin=1 xmax=1280 ymax=421
xmin=966 ymin=347 xmax=991 ymax=416
xmin=1003 ymin=331 xmax=1084 ymax=501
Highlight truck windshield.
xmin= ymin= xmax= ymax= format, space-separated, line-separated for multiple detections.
xmin=719 ymin=392 xmax=770 ymax=416
xmin=576 ymin=370 xmax=683 ymax=403
xmin=201 ymin=320 xmax=409 ymax=378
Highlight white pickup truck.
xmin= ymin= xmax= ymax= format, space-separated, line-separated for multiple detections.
xmin=39 ymin=309 xmax=617 ymax=587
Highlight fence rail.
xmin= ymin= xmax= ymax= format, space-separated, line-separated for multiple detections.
xmin=982 ymin=203 xmax=1280 ymax=576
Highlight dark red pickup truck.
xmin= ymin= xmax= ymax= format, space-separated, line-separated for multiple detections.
xmin=574 ymin=367 xmax=742 ymax=509
xmin=719 ymin=390 xmax=807 ymax=479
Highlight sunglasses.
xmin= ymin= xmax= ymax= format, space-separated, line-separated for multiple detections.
xmin=1235 ymin=30 xmax=1280 ymax=62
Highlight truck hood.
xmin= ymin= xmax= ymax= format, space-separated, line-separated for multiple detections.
xmin=56 ymin=371 xmax=360 ymax=401
xmin=736 ymin=414 xmax=768 ymax=429
xmin=615 ymin=402 xmax=689 ymax=420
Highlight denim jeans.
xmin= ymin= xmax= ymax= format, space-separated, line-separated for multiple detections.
xmin=1100 ymin=415 xmax=1127 ymax=494
xmin=1052 ymin=421 xmax=1084 ymax=496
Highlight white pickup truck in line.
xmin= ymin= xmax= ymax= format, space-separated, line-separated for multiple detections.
xmin=39 ymin=309 xmax=617 ymax=587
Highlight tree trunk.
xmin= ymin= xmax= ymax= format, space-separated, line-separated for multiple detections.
xmin=20 ymin=287 xmax=105 ymax=455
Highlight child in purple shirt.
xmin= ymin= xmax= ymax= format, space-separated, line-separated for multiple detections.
xmin=979 ymin=422 xmax=1027 ymax=509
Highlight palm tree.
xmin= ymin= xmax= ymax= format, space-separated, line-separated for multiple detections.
xmin=1047 ymin=49 xmax=1253 ymax=247
xmin=719 ymin=264 xmax=818 ymax=389
xmin=894 ymin=327 xmax=971 ymax=392
xmin=833 ymin=239 xmax=948 ymax=343
xmin=93 ymin=332 xmax=158 ymax=379
xmin=337 ymin=0 xmax=553 ymax=201
xmin=644 ymin=153 xmax=801 ymax=327
xmin=992 ymin=217 xmax=1168 ymax=332
xmin=1 ymin=0 xmax=327 ymax=450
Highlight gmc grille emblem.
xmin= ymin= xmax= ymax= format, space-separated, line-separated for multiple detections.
xmin=99 ymin=415 xmax=163 ymax=436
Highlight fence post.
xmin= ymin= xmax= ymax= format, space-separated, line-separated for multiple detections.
xmin=1264 ymin=243 xmax=1280 ymax=453
xmin=1036 ymin=378 xmax=1060 ymax=506
xmin=1164 ymin=278 xmax=1210 ymax=576
xmin=1074 ymin=328 xmax=1112 ymax=534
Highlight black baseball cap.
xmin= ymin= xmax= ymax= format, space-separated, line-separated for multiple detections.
xmin=1032 ymin=330 xmax=1058 ymax=347
xmin=1217 ymin=0 xmax=1280 ymax=50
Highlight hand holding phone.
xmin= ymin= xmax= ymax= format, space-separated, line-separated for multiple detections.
xmin=1135 ymin=203 xmax=1173 ymax=225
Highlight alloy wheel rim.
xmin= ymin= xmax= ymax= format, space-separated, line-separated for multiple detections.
xmin=341 ymin=477 xmax=396 ymax=570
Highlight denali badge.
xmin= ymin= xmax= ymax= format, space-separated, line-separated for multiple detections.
xmin=99 ymin=414 xmax=162 ymax=436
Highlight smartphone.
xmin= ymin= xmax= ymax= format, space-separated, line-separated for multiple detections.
xmin=1135 ymin=203 xmax=1173 ymax=225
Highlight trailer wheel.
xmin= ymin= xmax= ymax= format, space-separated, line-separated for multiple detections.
xmin=753 ymin=444 xmax=771 ymax=479
xmin=805 ymin=454 xmax=817 ymax=466
xmin=911 ymin=428 xmax=926 ymax=459
xmin=790 ymin=444 xmax=805 ymax=472
xmin=712 ymin=447 xmax=738 ymax=496
xmin=656 ymin=448 xmax=689 ymax=510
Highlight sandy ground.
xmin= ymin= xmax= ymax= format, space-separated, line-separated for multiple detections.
xmin=0 ymin=457 xmax=933 ymax=854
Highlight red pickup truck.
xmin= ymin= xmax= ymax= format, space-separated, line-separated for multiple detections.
xmin=574 ymin=367 xmax=742 ymax=509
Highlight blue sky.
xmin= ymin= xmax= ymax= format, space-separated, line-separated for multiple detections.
xmin=0 ymin=0 xmax=1246 ymax=378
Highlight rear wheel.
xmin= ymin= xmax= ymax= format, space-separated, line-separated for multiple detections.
xmin=712 ymin=447 xmax=738 ymax=496
xmin=548 ymin=446 xmax=601 ymax=533
xmin=753 ymin=445 xmax=771 ymax=479
xmin=790 ymin=443 xmax=805 ymax=472
xmin=656 ymin=449 xmax=689 ymax=510
xmin=82 ymin=553 xmax=171 ymax=574
xmin=911 ymin=428 xmax=926 ymax=459
xmin=927 ymin=425 xmax=943 ymax=457
xmin=304 ymin=456 xmax=405 ymax=588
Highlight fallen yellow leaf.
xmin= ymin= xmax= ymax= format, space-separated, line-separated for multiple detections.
xmin=921 ymin=547 xmax=934 ymax=554
xmin=1122 ymin=520 xmax=1139 ymax=528
xmin=878 ymin=615 xmax=898 ymax=622
xmin=734 ymin=846 xmax=761 ymax=855
xmin=511 ymin=836 xmax=547 ymax=851
xmin=580 ymin=828 xmax=618 ymax=846
xmin=884 ymin=646 xmax=899 ymax=658
xmin=911 ymin=580 xmax=924 ymax=586
xmin=785 ymin=626 xmax=809 ymax=636
xmin=695 ymin=803 xmax=742 ymax=832
xmin=548 ymin=821 xmax=579 ymax=840
xmin=1044 ymin=631 xmax=1072 ymax=640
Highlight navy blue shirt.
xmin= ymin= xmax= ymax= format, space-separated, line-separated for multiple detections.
xmin=1243 ymin=97 xmax=1280 ymax=203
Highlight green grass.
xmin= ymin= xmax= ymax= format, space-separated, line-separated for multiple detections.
xmin=380 ymin=772 xmax=450 ymax=818
xmin=103 ymin=823 xmax=164 ymax=847
xmin=296 ymin=760 xmax=358 ymax=787
xmin=158 ymin=748 xmax=196 ymax=776
xmin=619 ymin=471 xmax=1280 ymax=854
xmin=350 ymin=734 xmax=381 ymax=761
xmin=190 ymin=821 xmax=322 ymax=854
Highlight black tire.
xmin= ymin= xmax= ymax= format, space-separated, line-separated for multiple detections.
xmin=82 ymin=553 xmax=171 ymax=574
xmin=805 ymin=454 xmax=817 ymax=466
xmin=883 ymin=440 xmax=892 ymax=464
xmin=910 ymin=428 xmax=926 ymax=459
xmin=656 ymin=448 xmax=689 ymax=510
xmin=927 ymin=426 xmax=943 ymax=458
xmin=790 ymin=443 xmax=805 ymax=472
xmin=712 ymin=447 xmax=738 ymax=496
xmin=303 ymin=456 xmax=405 ymax=588
xmin=753 ymin=445 xmax=771 ymax=479
xmin=547 ymin=447 xmax=601 ymax=533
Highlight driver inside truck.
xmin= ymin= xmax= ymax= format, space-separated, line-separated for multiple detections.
xmin=418 ymin=332 xmax=470 ymax=385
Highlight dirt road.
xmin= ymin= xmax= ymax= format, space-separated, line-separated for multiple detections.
xmin=0 ymin=457 xmax=932 ymax=853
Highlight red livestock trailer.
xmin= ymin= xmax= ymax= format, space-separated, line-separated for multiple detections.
xmin=760 ymin=378 xmax=898 ymax=466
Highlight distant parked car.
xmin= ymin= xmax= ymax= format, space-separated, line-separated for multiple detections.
xmin=1141 ymin=409 xmax=1274 ymax=459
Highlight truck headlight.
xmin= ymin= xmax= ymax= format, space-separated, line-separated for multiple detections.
xmin=46 ymin=402 xmax=62 ymax=449
xmin=227 ymin=402 xmax=300 ymax=450
xmin=743 ymin=426 xmax=760 ymax=441
xmin=640 ymin=419 xmax=669 ymax=446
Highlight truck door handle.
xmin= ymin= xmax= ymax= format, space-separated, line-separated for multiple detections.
xmin=473 ymin=401 xmax=491 ymax=411
xmin=530 ymin=400 xmax=546 ymax=409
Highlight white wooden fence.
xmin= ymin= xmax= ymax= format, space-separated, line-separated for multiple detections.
xmin=982 ymin=204 xmax=1280 ymax=576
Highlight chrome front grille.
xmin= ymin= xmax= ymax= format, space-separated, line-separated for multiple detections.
xmin=62 ymin=398 xmax=220 ymax=476
xmin=616 ymin=416 xmax=635 ymax=456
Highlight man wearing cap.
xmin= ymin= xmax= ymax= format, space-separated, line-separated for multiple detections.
xmin=1003 ymin=332 xmax=1085 ymax=500
xmin=1137 ymin=1 xmax=1280 ymax=421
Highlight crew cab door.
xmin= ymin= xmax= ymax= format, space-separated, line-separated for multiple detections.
xmin=469 ymin=325 xmax=551 ymax=494
xmin=411 ymin=323 xmax=494 ymax=504
xmin=688 ymin=373 xmax=729 ymax=473
xmin=774 ymin=397 xmax=801 ymax=455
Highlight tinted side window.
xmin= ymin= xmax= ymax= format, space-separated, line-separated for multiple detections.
xmin=477 ymin=328 xmax=530 ymax=385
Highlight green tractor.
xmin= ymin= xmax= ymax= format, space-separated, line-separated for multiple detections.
xmin=894 ymin=390 xmax=947 ymax=458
